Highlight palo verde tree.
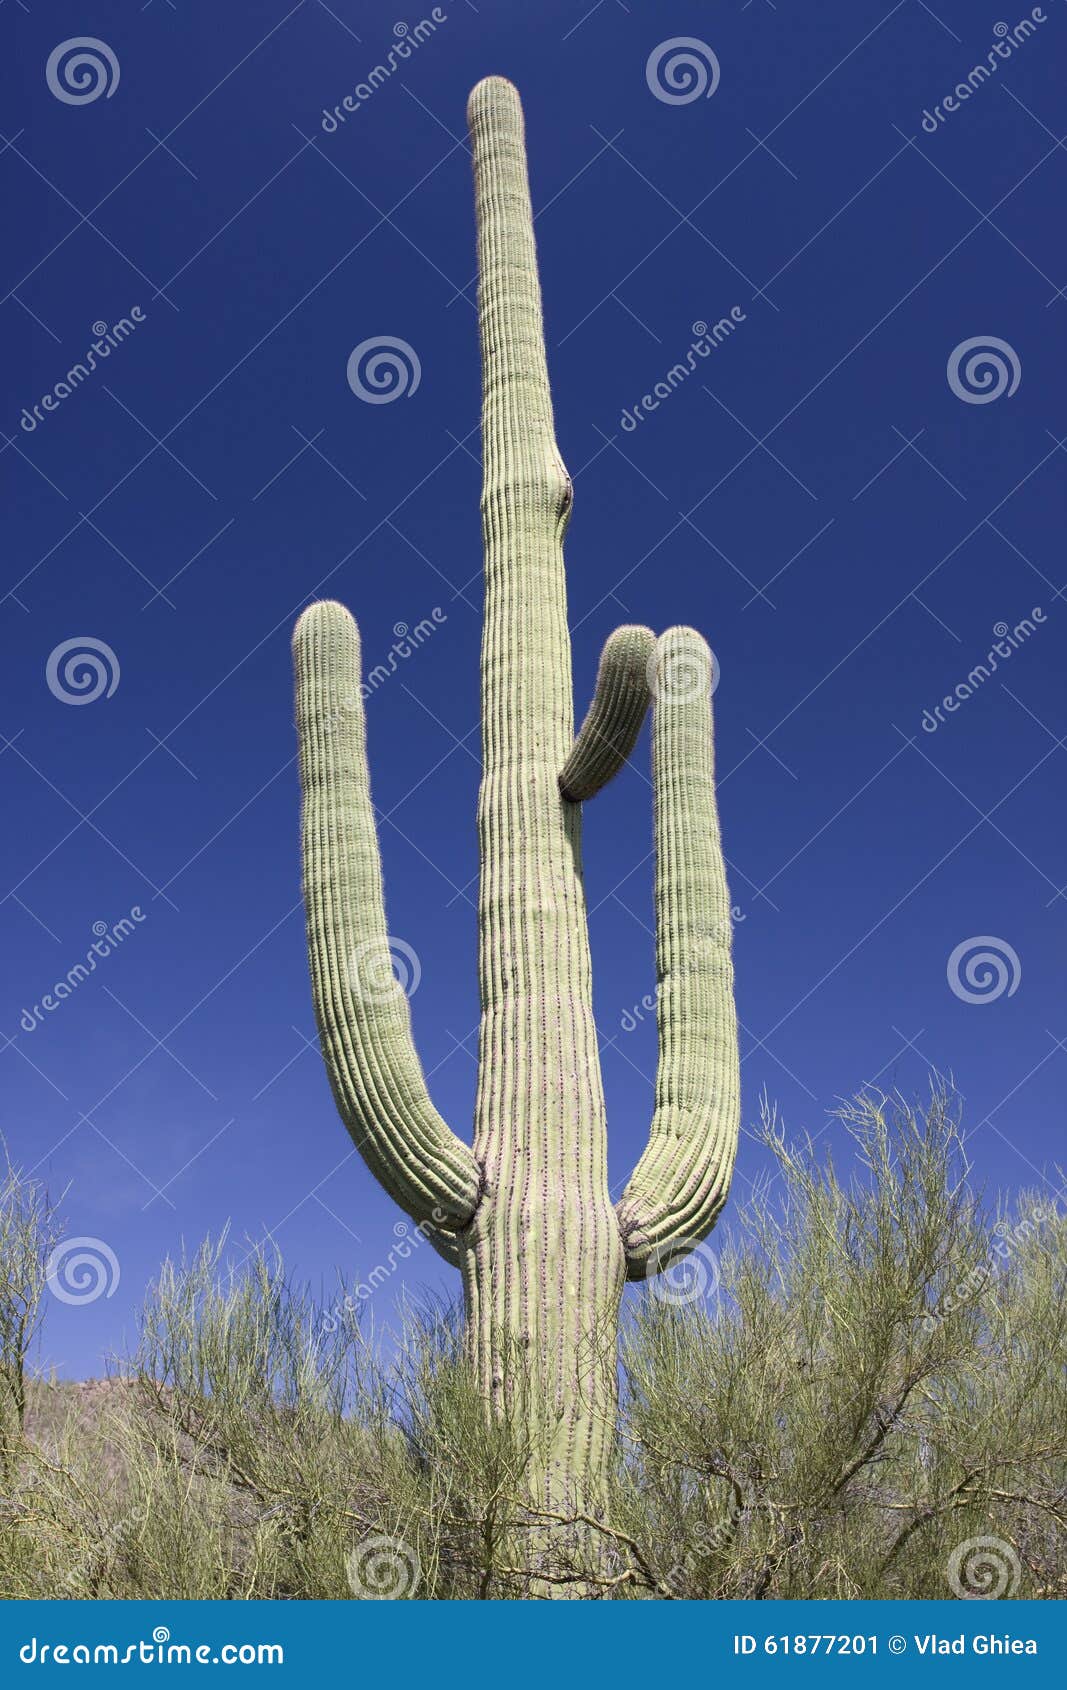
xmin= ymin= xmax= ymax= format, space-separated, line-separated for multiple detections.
xmin=292 ymin=78 xmax=740 ymax=1529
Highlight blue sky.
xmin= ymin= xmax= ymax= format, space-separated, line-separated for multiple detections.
xmin=1 ymin=1 xmax=1063 ymax=1379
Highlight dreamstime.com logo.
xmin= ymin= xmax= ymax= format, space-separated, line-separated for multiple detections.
xmin=320 ymin=12 xmax=447 ymax=133
xmin=54 ymin=1502 xmax=150 ymax=1596
xmin=46 ymin=638 xmax=120 ymax=704
xmin=46 ymin=37 xmax=120 ymax=104
xmin=346 ymin=1534 xmax=421 ymax=1598
xmin=347 ymin=336 xmax=421 ymax=403
xmin=320 ymin=611 xmax=449 ymax=735
xmin=923 ymin=1199 xmax=1060 ymax=1333
xmin=359 ymin=612 xmax=446 ymax=702
xmin=646 ymin=1239 xmax=720 ymax=1307
xmin=947 ymin=1535 xmax=1022 ymax=1599
xmin=947 ymin=336 xmax=1020 ymax=404
xmin=947 ymin=936 xmax=1021 ymax=1005
xmin=45 ymin=1238 xmax=120 ymax=1306
xmin=920 ymin=11 xmax=1048 ymax=133
xmin=19 ymin=1627 xmax=283 ymax=1666
xmin=646 ymin=38 xmax=720 ymax=104
xmin=664 ymin=1507 xmax=747 ymax=1592
xmin=619 ymin=311 xmax=746 ymax=432
xmin=20 ymin=908 xmax=147 ymax=1034
xmin=920 ymin=609 xmax=1045 ymax=732
xmin=320 ymin=1209 xmax=449 ymax=1331
xmin=620 ymin=912 xmax=744 ymax=1033
xmin=21 ymin=311 xmax=146 ymax=433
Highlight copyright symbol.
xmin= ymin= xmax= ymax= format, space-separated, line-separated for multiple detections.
xmin=888 ymin=1636 xmax=907 ymax=1654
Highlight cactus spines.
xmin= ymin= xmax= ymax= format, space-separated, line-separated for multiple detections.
xmin=293 ymin=75 xmax=740 ymax=1534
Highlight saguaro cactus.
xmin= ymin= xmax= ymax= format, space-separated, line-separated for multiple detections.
xmin=293 ymin=77 xmax=739 ymax=1531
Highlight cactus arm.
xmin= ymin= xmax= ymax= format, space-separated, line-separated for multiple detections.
xmin=421 ymin=1222 xmax=463 ymax=1268
xmin=615 ymin=627 xmax=740 ymax=1279
xmin=293 ymin=600 xmax=481 ymax=1233
xmin=559 ymin=625 xmax=655 ymax=802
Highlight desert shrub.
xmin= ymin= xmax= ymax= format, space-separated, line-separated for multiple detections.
xmin=0 ymin=1161 xmax=127 ymax=1599
xmin=613 ymin=1087 xmax=1066 ymax=1599
xmin=117 ymin=1241 xmax=534 ymax=1598
xmin=0 ymin=1158 xmax=61 ymax=1478
xmin=1 ymin=1087 xmax=1063 ymax=1599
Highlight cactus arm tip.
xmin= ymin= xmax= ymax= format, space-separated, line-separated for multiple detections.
xmin=467 ymin=74 xmax=522 ymax=122
xmin=559 ymin=624 xmax=655 ymax=801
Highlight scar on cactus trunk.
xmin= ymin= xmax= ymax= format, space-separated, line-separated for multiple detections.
xmin=293 ymin=77 xmax=739 ymax=1547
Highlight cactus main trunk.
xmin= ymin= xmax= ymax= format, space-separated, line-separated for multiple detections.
xmin=462 ymin=77 xmax=624 ymax=1514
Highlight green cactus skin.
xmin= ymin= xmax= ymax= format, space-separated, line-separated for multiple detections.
xmin=293 ymin=76 xmax=739 ymax=1531
xmin=617 ymin=628 xmax=740 ymax=1278
xmin=559 ymin=625 xmax=656 ymax=802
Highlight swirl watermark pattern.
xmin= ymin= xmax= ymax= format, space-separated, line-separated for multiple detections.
xmin=45 ymin=1238 xmax=120 ymax=1306
xmin=46 ymin=38 xmax=120 ymax=105
xmin=348 ymin=937 xmax=421 ymax=1003
xmin=646 ymin=1239 xmax=720 ymax=1306
xmin=648 ymin=643 xmax=720 ymax=702
xmin=646 ymin=38 xmax=720 ymax=105
xmin=947 ymin=1535 xmax=1022 ymax=1599
xmin=46 ymin=638 xmax=120 ymax=705
xmin=345 ymin=1534 xmax=420 ymax=1599
xmin=346 ymin=336 xmax=421 ymax=403
xmin=947 ymin=937 xmax=1021 ymax=1005
xmin=947 ymin=336 xmax=1021 ymax=404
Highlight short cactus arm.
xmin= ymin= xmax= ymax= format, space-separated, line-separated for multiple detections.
xmin=559 ymin=625 xmax=655 ymax=802
xmin=615 ymin=627 xmax=740 ymax=1278
xmin=293 ymin=600 xmax=481 ymax=1233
